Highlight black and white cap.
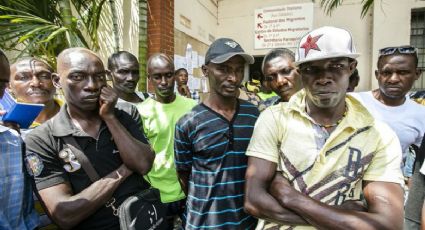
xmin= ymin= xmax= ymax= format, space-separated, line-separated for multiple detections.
xmin=295 ymin=26 xmax=360 ymax=66
xmin=205 ymin=38 xmax=254 ymax=64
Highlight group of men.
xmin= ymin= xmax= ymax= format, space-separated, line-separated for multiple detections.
xmin=1 ymin=25 xmax=425 ymax=230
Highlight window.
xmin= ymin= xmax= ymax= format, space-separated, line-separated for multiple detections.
xmin=411 ymin=8 xmax=425 ymax=90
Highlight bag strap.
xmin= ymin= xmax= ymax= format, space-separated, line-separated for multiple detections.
xmin=62 ymin=136 xmax=100 ymax=182
xmin=62 ymin=135 xmax=120 ymax=216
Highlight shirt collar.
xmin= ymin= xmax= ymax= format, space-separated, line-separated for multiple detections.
xmin=288 ymin=89 xmax=375 ymax=130
xmin=0 ymin=124 xmax=9 ymax=133
xmin=50 ymin=104 xmax=81 ymax=137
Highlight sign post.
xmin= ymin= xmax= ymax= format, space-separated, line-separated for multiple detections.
xmin=254 ymin=3 xmax=314 ymax=49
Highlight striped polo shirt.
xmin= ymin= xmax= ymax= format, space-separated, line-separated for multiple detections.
xmin=175 ymin=99 xmax=259 ymax=229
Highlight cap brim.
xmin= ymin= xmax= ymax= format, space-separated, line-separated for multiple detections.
xmin=294 ymin=53 xmax=360 ymax=66
xmin=210 ymin=52 xmax=255 ymax=64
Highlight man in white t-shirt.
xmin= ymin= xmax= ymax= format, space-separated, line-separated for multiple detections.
xmin=352 ymin=45 xmax=425 ymax=179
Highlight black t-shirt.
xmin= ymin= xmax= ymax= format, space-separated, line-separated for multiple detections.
xmin=25 ymin=103 xmax=150 ymax=230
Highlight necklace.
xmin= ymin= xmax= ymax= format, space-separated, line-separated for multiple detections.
xmin=316 ymin=107 xmax=348 ymax=129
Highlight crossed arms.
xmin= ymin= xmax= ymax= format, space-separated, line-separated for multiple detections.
xmin=28 ymin=109 xmax=154 ymax=229
xmin=244 ymin=157 xmax=404 ymax=230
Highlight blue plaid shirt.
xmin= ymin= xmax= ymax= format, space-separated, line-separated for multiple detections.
xmin=0 ymin=125 xmax=39 ymax=230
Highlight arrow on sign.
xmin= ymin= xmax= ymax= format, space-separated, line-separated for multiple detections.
xmin=257 ymin=23 xmax=262 ymax=28
xmin=257 ymin=13 xmax=263 ymax=19
xmin=257 ymin=34 xmax=263 ymax=40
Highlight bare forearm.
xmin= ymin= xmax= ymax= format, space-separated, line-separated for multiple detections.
xmin=104 ymin=116 xmax=154 ymax=174
xmin=42 ymin=165 xmax=130 ymax=229
xmin=245 ymin=158 xmax=308 ymax=225
xmin=177 ymin=170 xmax=190 ymax=195
xmin=245 ymin=189 xmax=307 ymax=225
xmin=286 ymin=196 xmax=382 ymax=230
xmin=281 ymin=191 xmax=400 ymax=230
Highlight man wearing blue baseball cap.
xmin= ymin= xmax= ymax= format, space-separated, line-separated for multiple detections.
xmin=175 ymin=38 xmax=259 ymax=229
xmin=245 ymin=26 xmax=404 ymax=229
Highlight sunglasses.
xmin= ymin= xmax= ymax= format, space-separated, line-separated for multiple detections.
xmin=379 ymin=46 xmax=417 ymax=56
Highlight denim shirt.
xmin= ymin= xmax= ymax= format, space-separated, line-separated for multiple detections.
xmin=0 ymin=125 xmax=39 ymax=229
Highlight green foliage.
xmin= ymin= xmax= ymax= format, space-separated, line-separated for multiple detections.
xmin=313 ymin=0 xmax=374 ymax=18
xmin=0 ymin=0 xmax=106 ymax=68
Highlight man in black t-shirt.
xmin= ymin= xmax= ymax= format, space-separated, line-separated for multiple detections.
xmin=24 ymin=48 xmax=154 ymax=229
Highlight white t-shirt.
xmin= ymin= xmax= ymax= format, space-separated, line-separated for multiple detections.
xmin=117 ymin=91 xmax=151 ymax=105
xmin=351 ymin=91 xmax=425 ymax=158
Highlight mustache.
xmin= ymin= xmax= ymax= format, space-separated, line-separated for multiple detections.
xmin=27 ymin=88 xmax=50 ymax=94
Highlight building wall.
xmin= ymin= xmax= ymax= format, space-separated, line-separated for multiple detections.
xmin=371 ymin=0 xmax=425 ymax=89
xmin=97 ymin=0 xmax=140 ymax=64
xmin=148 ymin=0 xmax=175 ymax=57
xmin=216 ymin=0 xmax=373 ymax=91
xmin=98 ymin=0 xmax=425 ymax=91
xmin=174 ymin=0 xmax=219 ymax=84
xmin=174 ymin=0 xmax=219 ymax=46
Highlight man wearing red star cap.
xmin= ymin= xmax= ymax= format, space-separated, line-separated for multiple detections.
xmin=300 ymin=34 xmax=322 ymax=56
xmin=245 ymin=26 xmax=404 ymax=229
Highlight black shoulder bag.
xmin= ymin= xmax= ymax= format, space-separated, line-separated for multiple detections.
xmin=62 ymin=136 xmax=168 ymax=230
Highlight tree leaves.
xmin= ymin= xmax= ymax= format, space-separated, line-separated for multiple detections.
xmin=312 ymin=0 xmax=374 ymax=18
xmin=0 ymin=0 xmax=106 ymax=68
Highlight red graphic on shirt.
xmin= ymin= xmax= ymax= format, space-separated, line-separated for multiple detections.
xmin=301 ymin=34 xmax=323 ymax=56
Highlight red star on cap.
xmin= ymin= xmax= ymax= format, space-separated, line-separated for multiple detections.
xmin=301 ymin=34 xmax=323 ymax=56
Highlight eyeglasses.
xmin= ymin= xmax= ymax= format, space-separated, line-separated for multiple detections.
xmin=379 ymin=46 xmax=417 ymax=56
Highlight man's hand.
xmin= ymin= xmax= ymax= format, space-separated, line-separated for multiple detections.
xmin=38 ymin=164 xmax=133 ymax=229
xmin=99 ymin=85 xmax=118 ymax=120
xmin=269 ymin=173 xmax=301 ymax=206
xmin=269 ymin=173 xmax=291 ymax=195
xmin=0 ymin=110 xmax=20 ymax=132
xmin=269 ymin=173 xmax=367 ymax=212
xmin=115 ymin=164 xmax=133 ymax=179
xmin=178 ymin=85 xmax=191 ymax=98
xmin=244 ymin=157 xmax=308 ymax=225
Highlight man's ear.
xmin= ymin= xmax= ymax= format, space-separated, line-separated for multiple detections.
xmin=201 ymin=64 xmax=208 ymax=77
xmin=349 ymin=60 xmax=358 ymax=73
xmin=106 ymin=70 xmax=112 ymax=81
xmin=375 ymin=70 xmax=379 ymax=80
xmin=52 ymin=73 xmax=61 ymax=89
xmin=415 ymin=68 xmax=422 ymax=81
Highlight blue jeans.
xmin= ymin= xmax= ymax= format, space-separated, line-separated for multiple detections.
xmin=404 ymin=148 xmax=416 ymax=178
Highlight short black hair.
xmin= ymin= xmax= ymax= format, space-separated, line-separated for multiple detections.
xmin=147 ymin=53 xmax=174 ymax=72
xmin=251 ymin=71 xmax=262 ymax=81
xmin=261 ymin=48 xmax=295 ymax=74
xmin=377 ymin=51 xmax=418 ymax=69
xmin=108 ymin=51 xmax=138 ymax=71
xmin=174 ymin=68 xmax=188 ymax=75
xmin=349 ymin=68 xmax=359 ymax=81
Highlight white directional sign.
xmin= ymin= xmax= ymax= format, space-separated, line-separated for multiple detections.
xmin=254 ymin=3 xmax=314 ymax=49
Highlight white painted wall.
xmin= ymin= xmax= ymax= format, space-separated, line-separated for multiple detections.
xmin=371 ymin=0 xmax=425 ymax=89
xmin=97 ymin=0 xmax=425 ymax=91
xmin=97 ymin=0 xmax=140 ymax=64
xmin=216 ymin=0 xmax=373 ymax=91
xmin=174 ymin=0 xmax=219 ymax=45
